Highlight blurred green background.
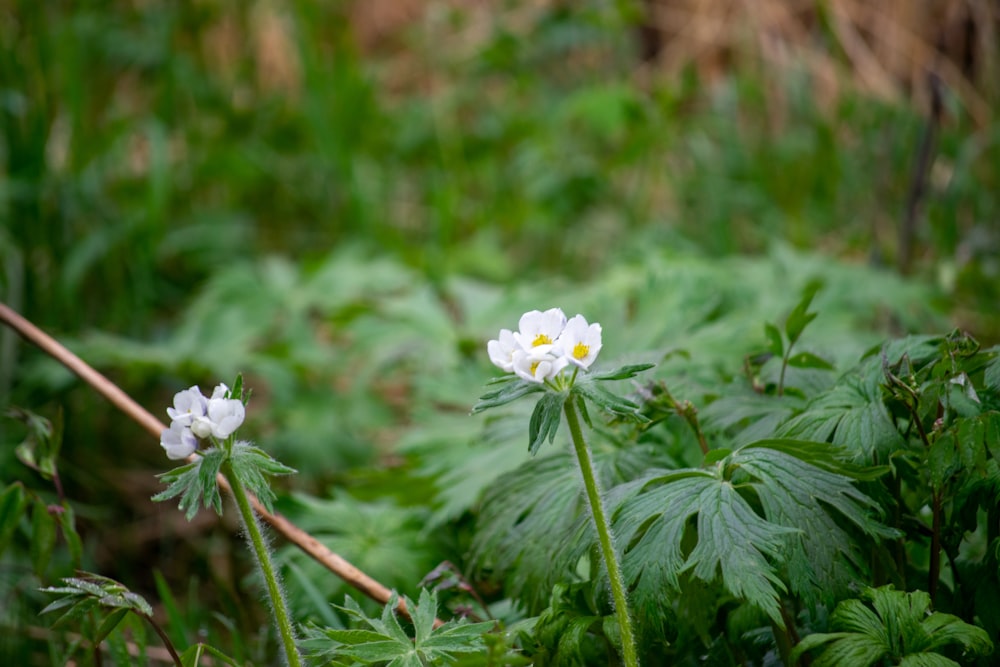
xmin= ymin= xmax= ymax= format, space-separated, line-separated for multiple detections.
xmin=1 ymin=0 xmax=998 ymax=661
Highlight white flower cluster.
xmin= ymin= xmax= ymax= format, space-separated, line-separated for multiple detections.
xmin=488 ymin=308 xmax=602 ymax=383
xmin=160 ymin=384 xmax=246 ymax=460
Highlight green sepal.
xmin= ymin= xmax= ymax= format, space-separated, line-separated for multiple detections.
xmin=229 ymin=372 xmax=252 ymax=405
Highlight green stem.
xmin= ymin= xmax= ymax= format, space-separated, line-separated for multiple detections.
xmin=563 ymin=398 xmax=639 ymax=667
xmin=221 ymin=462 xmax=302 ymax=667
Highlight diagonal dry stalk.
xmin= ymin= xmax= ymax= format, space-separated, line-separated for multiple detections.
xmin=0 ymin=301 xmax=439 ymax=627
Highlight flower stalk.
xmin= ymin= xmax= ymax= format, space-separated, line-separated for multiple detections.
xmin=563 ymin=397 xmax=639 ymax=667
xmin=221 ymin=460 xmax=302 ymax=667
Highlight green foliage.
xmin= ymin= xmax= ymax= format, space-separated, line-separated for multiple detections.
xmin=303 ymin=589 xmax=496 ymax=666
xmin=41 ymin=573 xmax=154 ymax=641
xmin=792 ymin=586 xmax=994 ymax=667
xmin=3 ymin=0 xmax=1000 ymax=662
xmin=277 ymin=493 xmax=438 ymax=619
xmin=153 ymin=442 xmax=295 ymax=520
xmin=614 ymin=440 xmax=894 ymax=627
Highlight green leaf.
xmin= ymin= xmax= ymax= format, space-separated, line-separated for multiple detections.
xmin=786 ymin=351 xmax=835 ymax=370
xmin=528 ymin=392 xmax=564 ymax=456
xmin=30 ymin=499 xmax=56 ymax=579
xmin=6 ymin=407 xmax=61 ymax=480
xmin=227 ymin=443 xmax=296 ymax=514
xmin=0 ymin=483 xmax=28 ymax=557
xmin=472 ymin=444 xmax=652 ymax=612
xmin=56 ymin=501 xmax=83 ymax=568
xmin=591 ymin=363 xmax=655 ymax=381
xmin=794 ymin=586 xmax=994 ymax=666
xmin=152 ymin=448 xmax=227 ymax=520
xmin=180 ymin=643 xmax=241 ymax=667
xmin=777 ymin=364 xmax=906 ymax=464
xmin=473 ymin=377 xmax=545 ymax=413
xmin=94 ymin=607 xmax=130 ymax=644
xmin=615 ymin=468 xmax=793 ymax=626
xmin=304 ymin=589 xmax=492 ymax=664
xmin=764 ymin=322 xmax=784 ymax=356
xmin=734 ymin=443 xmax=897 ymax=602
xmin=785 ymin=279 xmax=823 ymax=346
xmin=574 ymin=382 xmax=648 ymax=422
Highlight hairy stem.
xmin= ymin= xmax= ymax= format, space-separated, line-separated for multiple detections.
xmin=221 ymin=461 xmax=302 ymax=667
xmin=563 ymin=398 xmax=639 ymax=667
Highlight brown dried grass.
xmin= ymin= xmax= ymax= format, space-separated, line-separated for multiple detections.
xmin=638 ymin=0 xmax=997 ymax=123
xmin=348 ymin=0 xmax=997 ymax=123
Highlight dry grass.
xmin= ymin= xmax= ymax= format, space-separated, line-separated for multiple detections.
xmin=638 ymin=0 xmax=997 ymax=123
xmin=344 ymin=0 xmax=998 ymax=123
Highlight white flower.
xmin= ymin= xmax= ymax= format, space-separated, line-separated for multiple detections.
xmin=556 ymin=315 xmax=602 ymax=369
xmin=166 ymin=386 xmax=207 ymax=427
xmin=512 ymin=346 xmax=569 ymax=384
xmin=513 ymin=308 xmax=567 ymax=354
xmin=190 ymin=383 xmax=245 ymax=439
xmin=167 ymin=383 xmax=245 ymax=442
xmin=488 ymin=329 xmax=519 ymax=373
xmin=160 ymin=421 xmax=198 ymax=460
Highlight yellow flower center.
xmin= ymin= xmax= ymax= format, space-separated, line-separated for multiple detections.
xmin=530 ymin=361 xmax=540 ymax=375
xmin=532 ymin=334 xmax=552 ymax=347
xmin=573 ymin=342 xmax=590 ymax=360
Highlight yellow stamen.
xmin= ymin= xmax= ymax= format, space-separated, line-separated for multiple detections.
xmin=532 ymin=334 xmax=552 ymax=347
xmin=573 ymin=343 xmax=590 ymax=360
xmin=530 ymin=361 xmax=540 ymax=375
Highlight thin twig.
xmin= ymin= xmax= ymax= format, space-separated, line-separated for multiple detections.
xmin=0 ymin=302 xmax=435 ymax=625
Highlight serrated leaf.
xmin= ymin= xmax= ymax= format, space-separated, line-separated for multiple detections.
xmin=734 ymin=443 xmax=897 ymax=602
xmin=615 ymin=468 xmax=794 ymax=626
xmin=794 ymin=586 xmax=993 ymax=666
xmin=777 ymin=366 xmax=906 ymax=464
xmin=153 ymin=449 xmax=226 ymax=520
xmin=306 ymin=589 xmax=491 ymax=664
xmin=412 ymin=587 xmax=436 ymax=643
xmin=472 ymin=445 xmax=651 ymax=612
